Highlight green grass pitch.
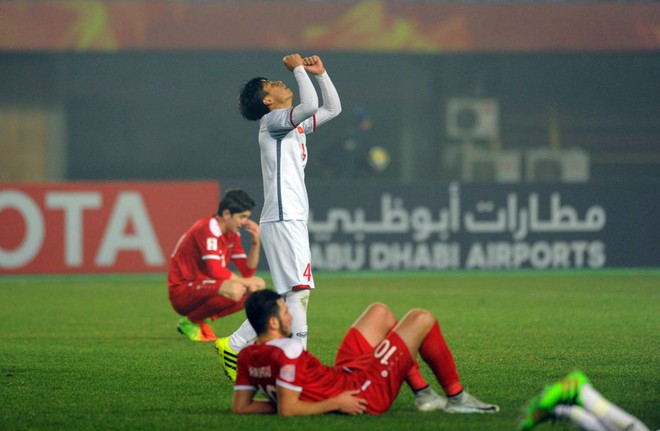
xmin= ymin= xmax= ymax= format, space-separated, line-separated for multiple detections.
xmin=1 ymin=271 xmax=658 ymax=431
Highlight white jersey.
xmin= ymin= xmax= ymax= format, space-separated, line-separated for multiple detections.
xmin=259 ymin=67 xmax=341 ymax=223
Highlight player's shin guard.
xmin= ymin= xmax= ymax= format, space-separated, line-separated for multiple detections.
xmin=285 ymin=289 xmax=310 ymax=349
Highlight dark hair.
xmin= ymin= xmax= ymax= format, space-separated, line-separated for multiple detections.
xmin=245 ymin=290 xmax=282 ymax=335
xmin=217 ymin=189 xmax=255 ymax=216
xmin=239 ymin=77 xmax=270 ymax=121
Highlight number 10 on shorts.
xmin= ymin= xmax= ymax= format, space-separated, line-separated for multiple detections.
xmin=374 ymin=339 xmax=397 ymax=365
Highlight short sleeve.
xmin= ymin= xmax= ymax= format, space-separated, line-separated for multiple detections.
xmin=235 ymin=349 xmax=257 ymax=391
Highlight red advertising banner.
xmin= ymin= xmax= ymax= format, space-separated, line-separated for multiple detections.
xmin=0 ymin=182 xmax=220 ymax=274
xmin=0 ymin=1 xmax=658 ymax=53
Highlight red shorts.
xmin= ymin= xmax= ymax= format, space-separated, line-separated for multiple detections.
xmin=168 ymin=279 xmax=223 ymax=315
xmin=336 ymin=328 xmax=413 ymax=415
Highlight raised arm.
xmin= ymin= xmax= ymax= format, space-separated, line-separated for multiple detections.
xmin=304 ymin=55 xmax=341 ymax=127
xmin=283 ymin=54 xmax=319 ymax=126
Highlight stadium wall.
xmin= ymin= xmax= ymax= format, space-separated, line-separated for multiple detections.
xmin=1 ymin=51 xmax=658 ymax=183
xmin=1 ymin=2 xmax=659 ymax=184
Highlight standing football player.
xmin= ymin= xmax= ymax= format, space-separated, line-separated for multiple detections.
xmin=214 ymin=55 xmax=446 ymax=412
xmin=214 ymin=53 xmax=341 ymax=373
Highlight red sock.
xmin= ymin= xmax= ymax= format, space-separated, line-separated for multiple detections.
xmin=406 ymin=360 xmax=430 ymax=392
xmin=387 ymin=325 xmax=428 ymax=392
xmin=418 ymin=321 xmax=463 ymax=397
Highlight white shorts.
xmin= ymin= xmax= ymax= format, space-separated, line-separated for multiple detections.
xmin=260 ymin=220 xmax=315 ymax=294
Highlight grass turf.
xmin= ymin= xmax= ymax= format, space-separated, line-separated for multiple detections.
xmin=0 ymin=271 xmax=658 ymax=431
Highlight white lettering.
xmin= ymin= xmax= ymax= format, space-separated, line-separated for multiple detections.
xmin=465 ymin=243 xmax=486 ymax=269
xmin=389 ymin=242 xmax=413 ymax=269
xmin=311 ymin=243 xmax=366 ymax=270
xmin=249 ymin=366 xmax=272 ymax=378
xmin=0 ymin=190 xmax=44 ymax=269
xmin=466 ymin=241 xmax=607 ymax=269
xmin=45 ymin=192 xmax=102 ymax=267
xmin=588 ymin=241 xmax=606 ymax=268
xmin=369 ymin=242 xmax=460 ymax=270
xmin=552 ymin=241 xmax=571 ymax=268
xmin=513 ymin=243 xmax=530 ymax=267
xmin=95 ymin=192 xmax=164 ymax=266
xmin=374 ymin=339 xmax=397 ymax=365
xmin=413 ymin=243 xmax=431 ymax=268
xmin=492 ymin=242 xmax=511 ymax=268
xmin=433 ymin=243 xmax=461 ymax=269
xmin=370 ymin=243 xmax=391 ymax=270
xmin=530 ymin=242 xmax=552 ymax=268
xmin=572 ymin=241 xmax=587 ymax=268
xmin=310 ymin=184 xmax=607 ymax=242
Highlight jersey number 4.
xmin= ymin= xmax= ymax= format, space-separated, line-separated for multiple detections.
xmin=302 ymin=263 xmax=312 ymax=282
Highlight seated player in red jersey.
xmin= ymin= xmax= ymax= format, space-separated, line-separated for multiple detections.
xmin=232 ymin=289 xmax=499 ymax=416
xmin=168 ymin=189 xmax=266 ymax=342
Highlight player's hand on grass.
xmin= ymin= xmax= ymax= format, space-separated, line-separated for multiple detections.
xmin=335 ymin=390 xmax=368 ymax=415
xmin=302 ymin=55 xmax=325 ymax=75
xmin=283 ymin=54 xmax=304 ymax=71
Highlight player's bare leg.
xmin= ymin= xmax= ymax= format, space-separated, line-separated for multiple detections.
xmin=350 ymin=302 xmax=395 ymax=344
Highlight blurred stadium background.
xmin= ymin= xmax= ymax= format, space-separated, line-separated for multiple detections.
xmin=1 ymin=0 xmax=658 ymax=274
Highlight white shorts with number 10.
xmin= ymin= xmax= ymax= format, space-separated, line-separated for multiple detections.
xmin=260 ymin=220 xmax=315 ymax=294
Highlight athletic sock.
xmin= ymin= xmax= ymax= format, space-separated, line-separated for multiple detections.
xmin=553 ymin=405 xmax=607 ymax=431
xmin=229 ymin=319 xmax=257 ymax=352
xmin=418 ymin=321 xmax=463 ymax=397
xmin=285 ymin=289 xmax=310 ymax=350
xmin=407 ymin=360 xmax=430 ymax=393
xmin=580 ymin=384 xmax=650 ymax=431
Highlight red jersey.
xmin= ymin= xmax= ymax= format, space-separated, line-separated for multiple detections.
xmin=235 ymin=333 xmax=414 ymax=415
xmin=168 ymin=215 xmax=255 ymax=286
xmin=235 ymin=338 xmax=364 ymax=404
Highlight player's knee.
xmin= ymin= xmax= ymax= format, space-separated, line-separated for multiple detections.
xmin=366 ymin=303 xmax=395 ymax=326
xmin=405 ymin=309 xmax=435 ymax=330
xmin=220 ymin=281 xmax=246 ymax=301
xmin=253 ymin=277 xmax=266 ymax=290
